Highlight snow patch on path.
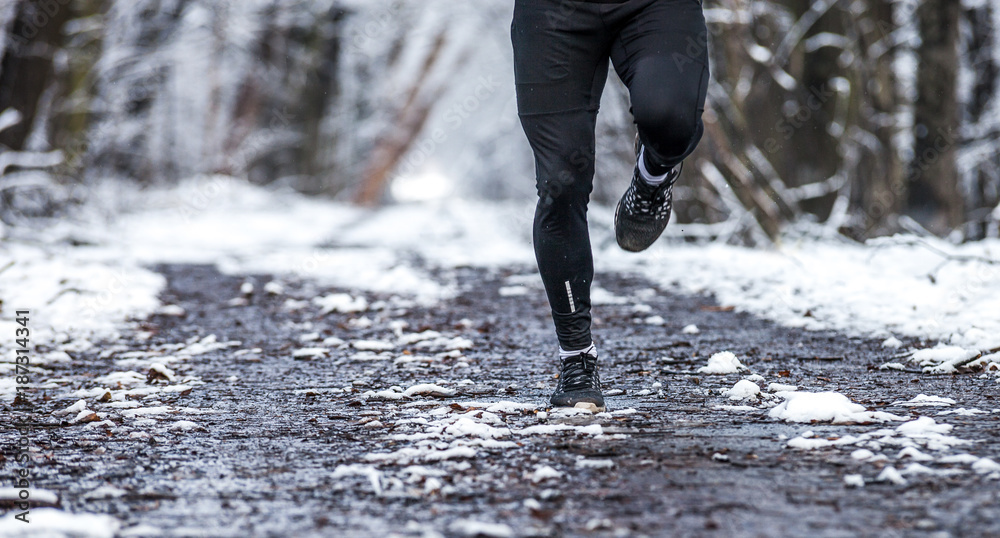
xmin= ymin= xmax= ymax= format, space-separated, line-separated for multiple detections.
xmin=769 ymin=392 xmax=907 ymax=424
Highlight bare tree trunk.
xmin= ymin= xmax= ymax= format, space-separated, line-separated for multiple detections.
xmin=961 ymin=3 xmax=1000 ymax=240
xmin=848 ymin=0 xmax=905 ymax=237
xmin=0 ymin=0 xmax=73 ymax=151
xmin=354 ymin=31 xmax=448 ymax=207
xmin=908 ymin=0 xmax=962 ymax=234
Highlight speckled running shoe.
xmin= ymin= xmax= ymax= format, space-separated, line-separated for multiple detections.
xmin=614 ymin=143 xmax=682 ymax=252
xmin=550 ymin=351 xmax=605 ymax=412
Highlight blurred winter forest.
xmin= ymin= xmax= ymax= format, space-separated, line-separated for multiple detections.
xmin=1 ymin=0 xmax=1000 ymax=244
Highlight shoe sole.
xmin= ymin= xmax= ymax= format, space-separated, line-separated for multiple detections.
xmin=574 ymin=402 xmax=605 ymax=413
xmin=614 ymin=201 xmax=662 ymax=252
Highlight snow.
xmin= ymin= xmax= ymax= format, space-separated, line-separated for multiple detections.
xmin=529 ymin=465 xmax=563 ymax=482
xmin=769 ymin=392 xmax=906 ymax=424
xmin=851 ymin=449 xmax=877 ymax=461
xmin=292 ymin=347 xmax=329 ymax=359
xmin=121 ymin=406 xmax=172 ymax=417
xmin=169 ymin=420 xmax=201 ymax=432
xmin=352 ymin=340 xmax=396 ymax=351
xmin=81 ymin=486 xmax=128 ymax=500
xmin=910 ymin=346 xmax=983 ymax=374
xmin=514 ymin=424 xmax=603 ymax=436
xmin=402 ymin=383 xmax=456 ymax=398
xmin=643 ymin=315 xmax=666 ymax=325
xmin=767 ymin=383 xmax=798 ymax=393
xmin=0 ymin=487 xmax=58 ymax=504
xmin=877 ymin=466 xmax=907 ymax=485
xmin=263 ymin=281 xmax=284 ymax=295
xmin=0 ymin=508 xmax=121 ymax=538
xmin=364 ymin=446 xmax=477 ymax=465
xmin=483 ymin=401 xmax=538 ymax=414
xmin=449 ymin=519 xmax=514 ymax=538
xmin=937 ymin=408 xmax=987 ymax=416
xmin=697 ymin=351 xmax=747 ymax=374
xmin=682 ymin=324 xmax=700 ymax=334
xmin=971 ymin=458 xmax=1000 ymax=474
xmin=313 ymin=293 xmax=369 ymax=314
xmin=600 ymin=236 xmax=1000 ymax=361
xmin=398 ymin=330 xmax=443 ymax=344
xmin=723 ymin=380 xmax=761 ymax=401
xmin=882 ymin=336 xmax=903 ymax=349
xmin=498 ymin=285 xmax=530 ymax=297
xmin=331 ymin=464 xmax=383 ymax=496
xmin=896 ymin=416 xmax=953 ymax=436
xmin=843 ymin=474 xmax=865 ymax=487
xmin=53 ymin=400 xmax=89 ymax=417
xmin=938 ymin=453 xmax=982 ymax=465
xmin=576 ymin=458 xmax=615 ymax=469
xmin=897 ymin=447 xmax=934 ymax=461
xmin=148 ymin=363 xmax=175 ymax=382
xmin=444 ymin=417 xmax=509 ymax=439
xmin=894 ymin=394 xmax=956 ymax=407
xmin=786 ymin=436 xmax=838 ymax=450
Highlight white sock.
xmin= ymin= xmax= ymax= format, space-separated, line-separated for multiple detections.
xmin=559 ymin=342 xmax=597 ymax=360
xmin=638 ymin=147 xmax=671 ymax=185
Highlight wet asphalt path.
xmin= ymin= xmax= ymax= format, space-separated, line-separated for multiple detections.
xmin=3 ymin=262 xmax=1000 ymax=537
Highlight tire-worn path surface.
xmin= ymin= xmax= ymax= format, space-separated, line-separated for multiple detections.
xmin=4 ymin=263 xmax=1000 ymax=537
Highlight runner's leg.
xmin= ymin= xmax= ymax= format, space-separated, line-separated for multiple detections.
xmin=511 ymin=0 xmax=611 ymax=351
xmin=609 ymin=0 xmax=710 ymax=175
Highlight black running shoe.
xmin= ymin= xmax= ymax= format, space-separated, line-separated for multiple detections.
xmin=614 ymin=144 xmax=682 ymax=252
xmin=550 ymin=351 xmax=605 ymax=412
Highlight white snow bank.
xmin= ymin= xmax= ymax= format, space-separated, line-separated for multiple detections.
xmin=769 ymin=392 xmax=906 ymax=424
xmin=698 ymin=351 xmax=746 ymax=374
xmin=0 ymin=241 xmax=164 ymax=392
xmin=600 ymin=233 xmax=1000 ymax=358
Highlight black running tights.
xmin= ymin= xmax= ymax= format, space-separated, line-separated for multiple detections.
xmin=512 ymin=0 xmax=710 ymax=350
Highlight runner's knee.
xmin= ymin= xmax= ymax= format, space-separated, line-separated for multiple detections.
xmin=633 ymin=90 xmax=701 ymax=161
xmin=628 ymin=56 xmax=707 ymax=162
